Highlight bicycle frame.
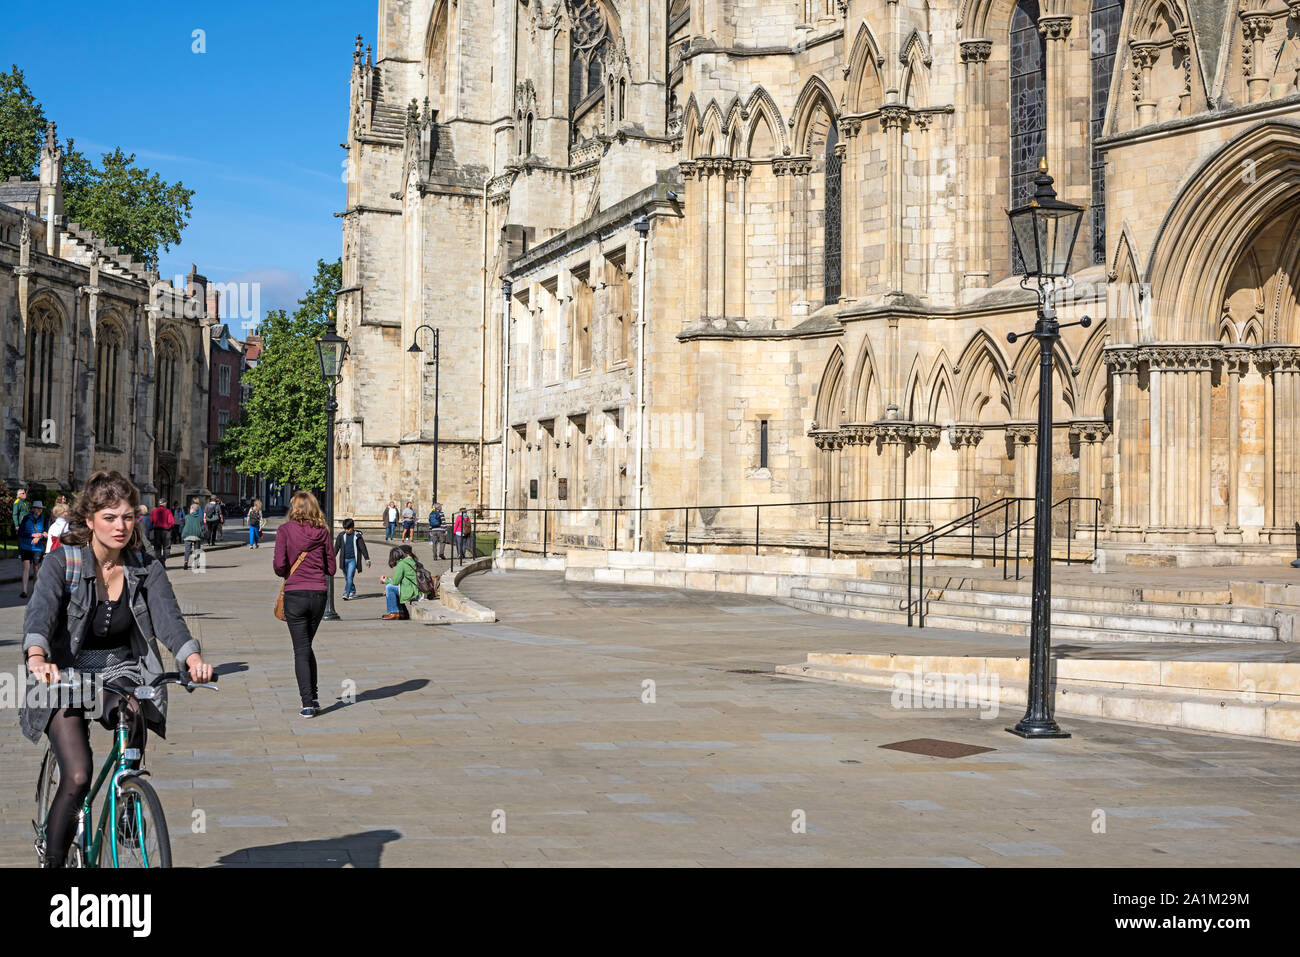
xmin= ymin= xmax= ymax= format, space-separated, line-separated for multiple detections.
xmin=43 ymin=686 xmax=152 ymax=869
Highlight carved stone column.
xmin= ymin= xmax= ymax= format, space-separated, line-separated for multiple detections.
xmin=705 ymin=158 xmax=729 ymax=318
xmin=1006 ymin=425 xmax=1037 ymax=500
xmin=1242 ymin=12 xmax=1275 ymax=103
xmin=1103 ymin=348 xmax=1143 ymax=537
xmin=880 ymin=105 xmax=910 ymax=297
xmin=772 ymin=160 xmax=792 ymax=324
xmin=1038 ymin=16 xmax=1073 ymax=196
xmin=1172 ymin=29 xmax=1193 ymax=114
xmin=837 ymin=117 xmax=862 ymax=301
xmin=952 ymin=426 xmax=985 ymax=507
xmin=1068 ymin=421 xmax=1111 ymax=531
xmin=785 ymin=157 xmax=813 ymax=315
xmin=1223 ymin=348 xmax=1249 ymax=541
xmin=1263 ymin=347 xmax=1300 ymax=542
xmin=959 ymin=40 xmax=992 ymax=289
xmin=680 ymin=160 xmax=703 ymax=324
xmin=1131 ymin=43 xmax=1160 ymax=125
xmin=729 ymin=160 xmax=752 ymax=321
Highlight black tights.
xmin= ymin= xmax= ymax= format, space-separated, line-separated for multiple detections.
xmin=44 ymin=695 xmax=145 ymax=867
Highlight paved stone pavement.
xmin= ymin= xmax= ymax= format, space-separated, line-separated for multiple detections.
xmin=2 ymin=546 xmax=1299 ymax=867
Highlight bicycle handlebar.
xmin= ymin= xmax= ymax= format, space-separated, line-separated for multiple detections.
xmin=39 ymin=671 xmax=220 ymax=696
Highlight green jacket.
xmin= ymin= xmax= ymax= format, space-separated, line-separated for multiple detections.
xmin=182 ymin=511 xmax=204 ymax=540
xmin=390 ymin=556 xmax=419 ymax=604
xmin=13 ymin=498 xmax=29 ymax=532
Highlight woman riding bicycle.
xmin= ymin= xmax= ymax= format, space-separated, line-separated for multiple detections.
xmin=19 ymin=470 xmax=213 ymax=868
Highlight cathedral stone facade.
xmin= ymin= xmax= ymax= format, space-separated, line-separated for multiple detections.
xmin=0 ymin=125 xmax=214 ymax=504
xmin=340 ymin=0 xmax=1300 ymax=565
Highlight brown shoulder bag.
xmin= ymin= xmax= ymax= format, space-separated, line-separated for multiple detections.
xmin=274 ymin=551 xmax=310 ymax=621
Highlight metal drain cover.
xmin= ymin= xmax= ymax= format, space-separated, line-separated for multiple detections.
xmin=879 ymin=738 xmax=996 ymax=759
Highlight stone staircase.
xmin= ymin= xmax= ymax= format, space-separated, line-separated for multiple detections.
xmin=778 ymin=565 xmax=1287 ymax=644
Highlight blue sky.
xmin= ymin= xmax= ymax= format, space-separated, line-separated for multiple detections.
xmin=1 ymin=1 xmax=374 ymax=335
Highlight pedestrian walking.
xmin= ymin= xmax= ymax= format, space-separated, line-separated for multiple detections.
xmin=273 ymin=490 xmax=336 ymax=718
xmin=203 ymin=496 xmax=221 ymax=547
xmin=45 ymin=503 xmax=69 ymax=554
xmin=12 ymin=486 xmax=29 ymax=535
xmin=148 ymin=499 xmax=175 ymax=565
xmin=247 ymin=498 xmax=264 ymax=549
xmin=428 ymin=502 xmax=447 ymax=558
xmin=453 ymin=506 xmax=473 ymax=560
xmin=383 ymin=501 xmax=398 ymax=541
xmin=181 ymin=503 xmax=204 ymax=570
xmin=401 ymin=501 xmax=416 ymax=542
xmin=20 ymin=469 xmax=212 ymax=870
xmin=172 ymin=504 xmax=184 ymax=545
xmin=380 ymin=546 xmax=418 ymax=620
xmin=334 ymin=518 xmax=372 ymax=601
xmin=18 ymin=500 xmax=48 ymax=598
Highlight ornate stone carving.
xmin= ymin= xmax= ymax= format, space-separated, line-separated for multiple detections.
xmin=880 ymin=104 xmax=910 ymax=132
xmin=959 ymin=39 xmax=992 ymax=64
xmin=950 ymin=426 xmax=985 ymax=448
xmin=1037 ymin=16 xmax=1073 ymax=41
xmin=1005 ymin=424 xmax=1037 ymax=446
xmin=772 ymin=157 xmax=813 ymax=177
xmin=1069 ymin=421 xmax=1112 ymax=443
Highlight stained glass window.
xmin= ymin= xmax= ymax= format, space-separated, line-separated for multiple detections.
xmin=824 ymin=122 xmax=842 ymax=305
xmin=1009 ymin=0 xmax=1046 ymax=273
xmin=1090 ymin=0 xmax=1124 ymax=265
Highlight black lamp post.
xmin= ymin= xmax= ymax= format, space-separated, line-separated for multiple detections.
xmin=407 ymin=324 xmax=440 ymax=505
xmin=1005 ymin=159 xmax=1088 ymax=740
xmin=316 ymin=311 xmax=348 ymax=622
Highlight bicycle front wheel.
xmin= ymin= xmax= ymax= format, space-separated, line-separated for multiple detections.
xmin=34 ymin=748 xmax=59 ymax=865
xmin=100 ymin=778 xmax=171 ymax=868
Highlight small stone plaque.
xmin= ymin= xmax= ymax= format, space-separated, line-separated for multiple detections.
xmin=879 ymin=738 xmax=996 ymax=759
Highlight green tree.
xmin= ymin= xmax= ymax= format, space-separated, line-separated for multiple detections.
xmin=219 ymin=259 xmax=343 ymax=493
xmin=0 ymin=65 xmax=47 ymax=181
xmin=62 ymin=144 xmax=194 ymax=269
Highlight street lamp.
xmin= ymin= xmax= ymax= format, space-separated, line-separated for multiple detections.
xmin=407 ymin=324 xmax=440 ymax=505
xmin=1005 ymin=159 xmax=1088 ymax=740
xmin=316 ymin=310 xmax=348 ymax=622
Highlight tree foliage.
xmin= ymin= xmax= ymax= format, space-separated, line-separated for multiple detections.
xmin=0 ymin=65 xmax=46 ymax=181
xmin=0 ymin=64 xmax=193 ymax=268
xmin=62 ymin=143 xmax=193 ymax=268
xmin=219 ymin=260 xmax=343 ymax=493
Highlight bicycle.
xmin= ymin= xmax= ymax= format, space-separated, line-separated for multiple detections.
xmin=33 ymin=670 xmax=219 ymax=868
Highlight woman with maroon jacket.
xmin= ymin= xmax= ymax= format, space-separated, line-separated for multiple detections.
xmin=273 ymin=490 xmax=336 ymax=717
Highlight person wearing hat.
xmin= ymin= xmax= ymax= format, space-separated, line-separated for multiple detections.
xmin=17 ymin=499 xmax=48 ymax=598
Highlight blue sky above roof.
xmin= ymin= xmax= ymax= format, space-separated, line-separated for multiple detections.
xmin=1 ymin=0 xmax=372 ymax=333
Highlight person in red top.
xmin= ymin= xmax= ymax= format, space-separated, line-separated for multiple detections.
xmin=273 ymin=490 xmax=337 ymax=718
xmin=148 ymin=499 xmax=177 ymax=565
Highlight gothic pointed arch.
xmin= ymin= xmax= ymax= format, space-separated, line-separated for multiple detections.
xmin=424 ymin=0 xmax=452 ymax=109
xmin=814 ymin=344 xmax=847 ymax=430
xmin=956 ymin=330 xmax=1012 ymax=422
xmin=848 ymin=336 xmax=883 ymax=422
xmin=1109 ymin=222 xmax=1147 ymax=342
xmin=1146 ymin=120 xmax=1300 ymax=340
xmin=926 ymin=350 xmax=957 ymax=423
xmin=846 ymin=22 xmax=886 ymax=112
xmin=792 ymin=75 xmax=838 ymax=154
xmin=744 ymin=86 xmax=788 ymax=156
xmin=957 ymin=0 xmax=1019 ymax=39
xmin=1075 ymin=321 xmax=1111 ymax=418
xmin=901 ymin=353 xmax=926 ymax=420
xmin=1011 ymin=335 xmax=1078 ymax=419
xmin=24 ymin=293 xmax=64 ymax=443
xmin=682 ymin=94 xmax=702 ymax=157
xmin=700 ymin=101 xmax=725 ymax=155
xmin=899 ymin=28 xmax=934 ymax=109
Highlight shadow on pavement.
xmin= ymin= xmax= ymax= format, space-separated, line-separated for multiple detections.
xmin=317 ymin=679 xmax=431 ymax=716
xmin=212 ymin=829 xmax=401 ymax=868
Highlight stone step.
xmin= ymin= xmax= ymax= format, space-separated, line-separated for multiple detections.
xmin=795 ymin=584 xmax=1277 ymax=636
xmin=773 ymin=652 xmax=1300 ymax=741
xmin=868 ymin=567 xmax=1232 ymax=604
xmin=780 ymin=594 xmax=1273 ymax=644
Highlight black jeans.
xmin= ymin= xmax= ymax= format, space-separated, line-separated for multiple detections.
xmin=283 ymin=590 xmax=327 ymax=707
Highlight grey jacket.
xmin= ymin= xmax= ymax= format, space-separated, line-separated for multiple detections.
xmin=19 ymin=545 xmax=201 ymax=744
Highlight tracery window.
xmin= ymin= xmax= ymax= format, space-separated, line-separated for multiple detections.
xmin=25 ymin=304 xmax=59 ymax=442
xmin=568 ymin=0 xmax=612 ymax=116
xmin=1009 ymin=0 xmax=1046 ymax=273
xmin=824 ymin=123 xmax=842 ymax=305
xmin=94 ymin=323 xmax=124 ymax=447
xmin=155 ymin=336 xmax=182 ymax=453
xmin=1090 ymin=0 xmax=1124 ymax=265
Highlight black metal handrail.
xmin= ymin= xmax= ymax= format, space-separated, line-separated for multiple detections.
xmin=897 ymin=496 xmax=1101 ymax=628
xmin=493 ymin=495 xmax=979 ymax=559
